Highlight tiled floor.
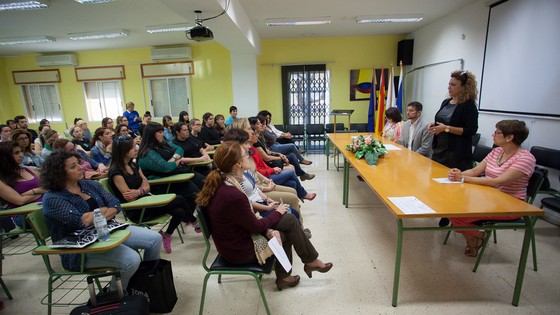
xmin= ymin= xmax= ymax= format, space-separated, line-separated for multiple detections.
xmin=2 ymin=153 xmax=559 ymax=314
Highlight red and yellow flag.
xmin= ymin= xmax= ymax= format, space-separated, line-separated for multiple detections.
xmin=376 ymin=68 xmax=386 ymax=135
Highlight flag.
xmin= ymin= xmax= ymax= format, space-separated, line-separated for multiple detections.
xmin=376 ymin=68 xmax=386 ymax=135
xmin=396 ymin=61 xmax=404 ymax=113
xmin=387 ymin=65 xmax=395 ymax=108
xmin=367 ymin=69 xmax=376 ymax=132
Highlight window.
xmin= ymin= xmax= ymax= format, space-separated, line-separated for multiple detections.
xmin=21 ymin=84 xmax=63 ymax=123
xmin=148 ymin=76 xmax=192 ymax=118
xmin=83 ymin=81 xmax=124 ymax=121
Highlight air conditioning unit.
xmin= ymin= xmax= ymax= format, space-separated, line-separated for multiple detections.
xmin=36 ymin=54 xmax=78 ymax=67
xmin=150 ymin=47 xmax=192 ymax=61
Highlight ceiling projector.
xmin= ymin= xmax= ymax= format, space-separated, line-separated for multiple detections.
xmin=188 ymin=25 xmax=214 ymax=42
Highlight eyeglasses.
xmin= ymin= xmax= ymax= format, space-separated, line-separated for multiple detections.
xmin=493 ymin=130 xmax=503 ymax=136
xmin=242 ymin=151 xmax=250 ymax=158
xmin=16 ymin=136 xmax=29 ymax=141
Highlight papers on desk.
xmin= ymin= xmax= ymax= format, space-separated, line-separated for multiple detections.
xmin=388 ymin=197 xmax=436 ymax=215
xmin=383 ymin=144 xmax=402 ymax=150
xmin=432 ymin=177 xmax=463 ymax=184
xmin=268 ymin=236 xmax=292 ymax=272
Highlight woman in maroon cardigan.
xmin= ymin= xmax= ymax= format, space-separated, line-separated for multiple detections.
xmin=196 ymin=141 xmax=332 ymax=290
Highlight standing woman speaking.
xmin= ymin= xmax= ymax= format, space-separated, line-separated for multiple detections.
xmin=428 ymin=70 xmax=479 ymax=171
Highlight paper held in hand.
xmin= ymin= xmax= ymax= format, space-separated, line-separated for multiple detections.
xmin=268 ymin=236 xmax=292 ymax=272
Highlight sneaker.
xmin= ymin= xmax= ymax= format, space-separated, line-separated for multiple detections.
xmin=160 ymin=230 xmax=172 ymax=254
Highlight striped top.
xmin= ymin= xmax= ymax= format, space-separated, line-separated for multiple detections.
xmin=483 ymin=147 xmax=536 ymax=200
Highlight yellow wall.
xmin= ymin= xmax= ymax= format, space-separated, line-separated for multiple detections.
xmin=257 ymin=35 xmax=405 ymax=124
xmin=0 ymin=43 xmax=233 ymax=132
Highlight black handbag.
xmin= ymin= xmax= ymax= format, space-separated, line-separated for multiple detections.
xmin=126 ymin=259 xmax=178 ymax=313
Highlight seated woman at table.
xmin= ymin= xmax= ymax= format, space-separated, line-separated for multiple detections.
xmin=196 ymin=141 xmax=332 ymax=290
xmin=199 ymin=112 xmax=223 ymax=146
xmin=114 ymin=124 xmax=140 ymax=145
xmin=11 ymin=129 xmax=44 ymax=168
xmin=0 ymin=141 xmax=45 ymax=229
xmin=41 ymin=150 xmax=162 ymax=289
xmin=257 ymin=112 xmax=311 ymax=165
xmin=70 ymin=125 xmax=91 ymax=151
xmin=109 ymin=136 xmax=198 ymax=254
xmin=90 ymin=127 xmax=113 ymax=167
xmin=249 ymin=116 xmax=315 ymax=181
xmin=230 ymin=119 xmax=316 ymax=202
xmin=214 ymin=114 xmax=227 ymax=138
xmin=448 ymin=120 xmax=536 ymax=257
xmin=53 ymin=139 xmax=108 ymax=179
xmin=382 ymin=107 xmax=403 ymax=143
xmin=172 ymin=122 xmax=212 ymax=177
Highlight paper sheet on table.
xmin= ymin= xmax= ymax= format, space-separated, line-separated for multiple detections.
xmin=383 ymin=144 xmax=402 ymax=150
xmin=388 ymin=196 xmax=436 ymax=214
xmin=268 ymin=236 xmax=292 ymax=272
xmin=432 ymin=177 xmax=463 ymax=184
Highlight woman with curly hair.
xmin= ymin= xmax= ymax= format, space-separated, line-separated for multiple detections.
xmin=428 ymin=70 xmax=479 ymax=227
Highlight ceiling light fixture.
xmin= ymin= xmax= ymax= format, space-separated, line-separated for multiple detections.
xmin=69 ymin=30 xmax=128 ymax=40
xmin=356 ymin=16 xmax=423 ymax=23
xmin=265 ymin=17 xmax=332 ymax=26
xmin=0 ymin=0 xmax=49 ymax=11
xmin=74 ymin=0 xmax=113 ymax=3
xmin=147 ymin=24 xmax=193 ymax=34
xmin=0 ymin=36 xmax=55 ymax=45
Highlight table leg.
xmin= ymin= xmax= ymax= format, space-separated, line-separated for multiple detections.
xmin=326 ymin=139 xmax=330 ymax=171
xmin=512 ymin=215 xmax=533 ymax=306
xmin=392 ymin=219 xmax=404 ymax=307
xmin=343 ymin=158 xmax=349 ymax=208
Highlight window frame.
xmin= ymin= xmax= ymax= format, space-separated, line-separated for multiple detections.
xmin=20 ymin=83 xmax=64 ymax=123
xmin=82 ymin=80 xmax=125 ymax=122
xmin=147 ymin=76 xmax=192 ymax=119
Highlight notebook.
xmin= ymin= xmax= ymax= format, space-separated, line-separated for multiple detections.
xmin=50 ymin=219 xmax=129 ymax=248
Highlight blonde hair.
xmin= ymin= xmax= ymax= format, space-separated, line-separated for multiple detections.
xmin=450 ymin=70 xmax=478 ymax=104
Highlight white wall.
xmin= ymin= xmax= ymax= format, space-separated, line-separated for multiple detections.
xmin=408 ymin=0 xmax=560 ymax=151
xmin=231 ymin=53 xmax=259 ymax=116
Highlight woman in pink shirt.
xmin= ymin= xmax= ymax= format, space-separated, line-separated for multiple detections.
xmin=447 ymin=120 xmax=536 ymax=257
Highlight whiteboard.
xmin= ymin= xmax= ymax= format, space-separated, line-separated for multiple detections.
xmin=479 ymin=0 xmax=560 ymax=117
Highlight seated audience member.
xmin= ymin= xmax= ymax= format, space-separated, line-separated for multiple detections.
xmin=258 ymin=110 xmax=302 ymax=151
xmin=90 ymin=127 xmax=113 ymax=166
xmin=41 ymin=150 xmax=161 ymax=289
xmin=225 ymin=105 xmax=237 ymax=126
xmin=39 ymin=118 xmax=50 ymax=128
xmin=172 ymin=122 xmax=212 ymax=177
xmin=382 ymin=107 xmax=403 ymax=143
xmin=199 ymin=112 xmax=222 ymax=145
xmin=70 ymin=125 xmax=91 ymax=151
xmin=41 ymin=129 xmax=59 ymax=159
xmin=231 ymin=119 xmax=316 ymax=201
xmin=398 ymin=102 xmax=433 ymax=158
xmin=162 ymin=115 xmax=175 ymax=143
xmin=123 ymin=102 xmax=141 ymax=135
xmin=102 ymin=117 xmax=115 ymax=136
xmin=75 ymin=119 xmax=92 ymax=143
xmin=53 ymin=139 xmax=107 ymax=179
xmin=178 ymin=111 xmax=190 ymax=125
xmin=214 ymin=114 xmax=227 ymax=138
xmin=6 ymin=120 xmax=17 ymax=131
xmin=448 ymin=120 xmax=536 ymax=257
xmin=34 ymin=124 xmax=51 ymax=153
xmin=116 ymin=115 xmax=126 ymax=126
xmin=189 ymin=119 xmax=215 ymax=150
xmin=249 ymin=116 xmax=315 ymax=181
xmin=115 ymin=123 xmax=140 ymax=145
xmin=0 ymin=141 xmax=45 ymax=229
xmin=109 ymin=136 xmax=198 ymax=254
xmin=11 ymin=129 xmax=44 ymax=168
xmin=0 ymin=124 xmax=12 ymax=142
xmin=14 ymin=115 xmax=38 ymax=142
xmin=257 ymin=113 xmax=312 ymax=165
xmin=138 ymin=111 xmax=152 ymax=137
xmin=196 ymin=141 xmax=332 ymax=290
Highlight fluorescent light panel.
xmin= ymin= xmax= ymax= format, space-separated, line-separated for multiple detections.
xmin=74 ymin=0 xmax=113 ymax=3
xmin=0 ymin=36 xmax=55 ymax=45
xmin=146 ymin=24 xmax=193 ymax=34
xmin=356 ymin=16 xmax=423 ymax=23
xmin=69 ymin=30 xmax=128 ymax=40
xmin=266 ymin=17 xmax=331 ymax=26
xmin=0 ymin=0 xmax=49 ymax=11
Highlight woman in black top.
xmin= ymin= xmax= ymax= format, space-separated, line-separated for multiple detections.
xmin=199 ymin=112 xmax=222 ymax=145
xmin=108 ymin=136 xmax=199 ymax=254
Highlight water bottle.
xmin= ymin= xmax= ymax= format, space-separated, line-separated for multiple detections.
xmin=93 ymin=208 xmax=110 ymax=242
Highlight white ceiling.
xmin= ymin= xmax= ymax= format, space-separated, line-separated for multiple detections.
xmin=0 ymin=0 xmax=477 ymax=56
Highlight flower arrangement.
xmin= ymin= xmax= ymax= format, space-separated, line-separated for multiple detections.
xmin=345 ymin=135 xmax=388 ymax=166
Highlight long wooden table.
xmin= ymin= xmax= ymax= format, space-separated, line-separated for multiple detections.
xmin=327 ymin=132 xmax=544 ymax=307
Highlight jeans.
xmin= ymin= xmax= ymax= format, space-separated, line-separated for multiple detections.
xmin=285 ymin=153 xmax=306 ymax=176
xmin=270 ymin=143 xmax=305 ymax=162
xmin=85 ymin=225 xmax=162 ymax=288
xmin=269 ymin=169 xmax=307 ymax=198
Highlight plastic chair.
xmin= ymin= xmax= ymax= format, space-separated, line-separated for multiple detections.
xmin=530 ymin=146 xmax=560 ymax=197
xmin=28 ymin=208 xmax=123 ymax=315
xmin=98 ymin=178 xmax=183 ymax=243
xmin=349 ymin=123 xmax=368 ymax=132
xmin=325 ymin=123 xmax=345 ymax=133
xmin=196 ymin=207 xmax=275 ymax=315
xmin=286 ymin=124 xmax=306 ymax=150
xmin=471 ymin=144 xmax=493 ymax=167
xmin=443 ymin=167 xmax=545 ymax=272
xmin=306 ymin=123 xmax=326 ymax=151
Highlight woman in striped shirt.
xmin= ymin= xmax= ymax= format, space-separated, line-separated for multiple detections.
xmin=447 ymin=120 xmax=536 ymax=257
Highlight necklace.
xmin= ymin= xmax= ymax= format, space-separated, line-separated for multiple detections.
xmin=497 ymin=147 xmax=520 ymax=166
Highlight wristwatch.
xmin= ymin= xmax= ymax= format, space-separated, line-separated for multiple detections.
xmin=173 ymin=154 xmax=181 ymax=161
xmin=445 ymin=126 xmax=450 ymax=133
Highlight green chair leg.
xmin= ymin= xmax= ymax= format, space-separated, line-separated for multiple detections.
xmin=199 ymin=273 xmax=211 ymax=315
xmin=473 ymin=229 xmax=493 ymax=272
xmin=0 ymin=277 xmax=12 ymax=300
xmin=443 ymin=230 xmax=451 ymax=245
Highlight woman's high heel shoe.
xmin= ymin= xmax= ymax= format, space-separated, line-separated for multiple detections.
xmin=275 ymin=275 xmax=300 ymax=291
xmin=304 ymin=262 xmax=333 ymax=278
